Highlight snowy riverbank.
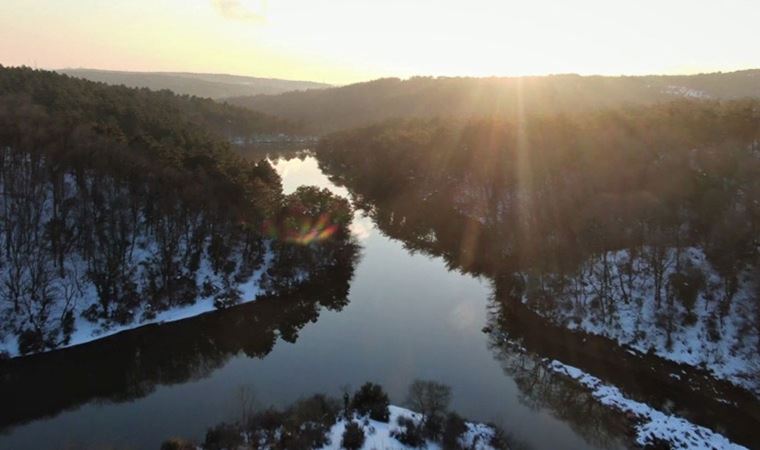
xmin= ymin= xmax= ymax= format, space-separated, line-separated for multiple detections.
xmin=0 ymin=246 xmax=273 ymax=359
xmin=520 ymin=246 xmax=760 ymax=395
xmin=548 ymin=360 xmax=748 ymax=449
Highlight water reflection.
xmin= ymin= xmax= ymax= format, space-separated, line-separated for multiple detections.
xmin=488 ymin=339 xmax=628 ymax=450
xmin=0 ymin=235 xmax=360 ymax=432
xmin=3 ymin=152 xmax=757 ymax=450
xmin=316 ymin=151 xmax=760 ymax=449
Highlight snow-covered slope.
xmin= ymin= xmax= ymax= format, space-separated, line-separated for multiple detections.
xmin=0 ymin=238 xmax=272 ymax=358
xmin=520 ymin=246 xmax=760 ymax=395
xmin=549 ymin=360 xmax=747 ymax=449
xmin=322 ymin=406 xmax=500 ymax=450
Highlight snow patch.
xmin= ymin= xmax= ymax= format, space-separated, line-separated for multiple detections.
xmin=319 ymin=405 xmax=500 ymax=450
xmin=521 ymin=247 xmax=760 ymax=395
xmin=549 ymin=360 xmax=747 ymax=449
xmin=663 ymin=85 xmax=712 ymax=99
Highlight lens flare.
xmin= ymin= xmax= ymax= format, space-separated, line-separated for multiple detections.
xmin=264 ymin=212 xmax=341 ymax=245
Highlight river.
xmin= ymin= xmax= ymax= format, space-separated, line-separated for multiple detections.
xmin=2 ymin=152 xmax=749 ymax=450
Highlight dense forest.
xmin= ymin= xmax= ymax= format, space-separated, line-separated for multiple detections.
xmin=2 ymin=66 xmax=297 ymax=139
xmin=316 ymin=100 xmax=760 ymax=394
xmin=0 ymin=67 xmax=352 ymax=356
xmin=229 ymin=70 xmax=760 ymax=133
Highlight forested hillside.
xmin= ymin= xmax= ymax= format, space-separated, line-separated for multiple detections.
xmin=59 ymin=69 xmax=330 ymax=99
xmin=2 ymin=66 xmax=296 ymax=139
xmin=317 ymin=100 xmax=760 ymax=393
xmin=0 ymin=67 xmax=353 ymax=356
xmin=230 ymin=70 xmax=760 ymax=133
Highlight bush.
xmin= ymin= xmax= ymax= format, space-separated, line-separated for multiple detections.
xmin=160 ymin=438 xmax=195 ymax=450
xmin=280 ymin=394 xmax=340 ymax=450
xmin=490 ymin=426 xmax=522 ymax=450
xmin=423 ymin=414 xmax=444 ymax=440
xmin=203 ymin=422 xmax=243 ymax=450
xmin=287 ymin=394 xmax=340 ymax=427
xmin=247 ymin=407 xmax=285 ymax=442
xmin=280 ymin=422 xmax=330 ymax=450
xmin=405 ymin=379 xmax=451 ymax=439
xmin=213 ymin=286 xmax=242 ymax=309
xmin=405 ymin=380 xmax=451 ymax=420
xmin=391 ymin=416 xmax=426 ymax=448
xmin=441 ymin=412 xmax=467 ymax=450
xmin=668 ymin=267 xmax=705 ymax=313
xmin=341 ymin=421 xmax=365 ymax=450
xmin=17 ymin=329 xmax=45 ymax=355
xmin=351 ymin=382 xmax=390 ymax=422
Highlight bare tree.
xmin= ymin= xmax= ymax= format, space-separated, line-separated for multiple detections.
xmin=405 ymin=379 xmax=452 ymax=420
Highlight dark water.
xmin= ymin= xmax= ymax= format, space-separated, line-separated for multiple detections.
xmin=0 ymin=153 xmax=754 ymax=450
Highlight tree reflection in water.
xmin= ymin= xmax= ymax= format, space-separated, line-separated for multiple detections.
xmin=0 ymin=235 xmax=360 ymax=432
xmin=489 ymin=341 xmax=627 ymax=450
xmin=316 ymin=153 xmax=760 ymax=449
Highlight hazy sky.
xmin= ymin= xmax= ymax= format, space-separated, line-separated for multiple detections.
xmin=1 ymin=0 xmax=758 ymax=84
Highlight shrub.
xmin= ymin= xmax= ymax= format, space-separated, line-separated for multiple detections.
xmin=280 ymin=422 xmax=330 ymax=450
xmin=341 ymin=421 xmax=366 ymax=450
xmin=351 ymin=382 xmax=390 ymax=422
xmin=274 ymin=394 xmax=340 ymax=450
xmin=423 ymin=413 xmax=444 ymax=440
xmin=490 ymin=426 xmax=525 ymax=450
xmin=213 ymin=286 xmax=242 ymax=309
xmin=441 ymin=412 xmax=467 ymax=450
xmin=247 ymin=407 xmax=285 ymax=443
xmin=160 ymin=438 xmax=195 ymax=450
xmin=203 ymin=422 xmax=243 ymax=450
xmin=391 ymin=416 xmax=426 ymax=448
xmin=405 ymin=379 xmax=452 ymax=439
xmin=668 ymin=267 xmax=705 ymax=313
xmin=287 ymin=393 xmax=340 ymax=427
xmin=17 ymin=329 xmax=45 ymax=355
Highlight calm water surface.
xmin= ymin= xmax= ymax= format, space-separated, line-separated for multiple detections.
xmin=0 ymin=154 xmax=622 ymax=450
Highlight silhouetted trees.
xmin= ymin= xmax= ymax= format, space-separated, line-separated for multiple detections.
xmin=318 ymin=99 xmax=760 ymax=287
xmin=230 ymin=70 xmax=760 ymax=133
xmin=351 ymin=382 xmax=390 ymax=422
xmin=0 ymin=67 xmax=350 ymax=355
xmin=406 ymin=379 xmax=452 ymax=439
xmin=173 ymin=381 xmax=509 ymax=450
xmin=316 ymin=100 xmax=760 ymax=385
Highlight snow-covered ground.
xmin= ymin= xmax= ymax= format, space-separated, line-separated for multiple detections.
xmin=0 ymin=247 xmax=272 ymax=358
xmin=662 ymin=85 xmax=712 ymax=99
xmin=521 ymin=246 xmax=760 ymax=395
xmin=548 ymin=360 xmax=748 ymax=449
xmin=0 ymin=161 xmax=288 ymax=358
xmin=322 ymin=405 xmax=499 ymax=450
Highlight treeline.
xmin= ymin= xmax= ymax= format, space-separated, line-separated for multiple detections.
xmin=229 ymin=70 xmax=760 ymax=133
xmin=0 ymin=67 xmax=351 ymax=356
xmin=0 ymin=66 xmax=297 ymax=140
xmin=316 ymin=100 xmax=760 ymax=369
xmin=58 ymin=69 xmax=330 ymax=100
xmin=318 ymin=100 xmax=760 ymax=272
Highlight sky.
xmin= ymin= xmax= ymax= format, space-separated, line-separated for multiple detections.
xmin=1 ymin=0 xmax=759 ymax=85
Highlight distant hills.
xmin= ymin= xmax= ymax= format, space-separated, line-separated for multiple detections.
xmin=227 ymin=69 xmax=760 ymax=133
xmin=59 ymin=68 xmax=760 ymax=135
xmin=58 ymin=68 xmax=331 ymax=99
